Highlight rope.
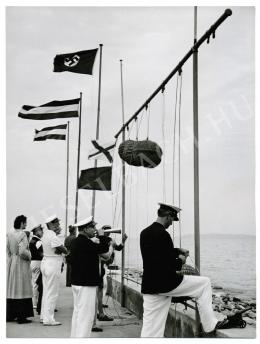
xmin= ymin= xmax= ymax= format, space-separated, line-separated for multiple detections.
xmin=127 ymin=121 xmax=135 ymax=139
xmin=135 ymin=167 xmax=139 ymax=269
xmin=162 ymin=90 xmax=166 ymax=202
xmin=111 ymin=138 xmax=119 ymax=224
xmin=137 ymin=109 xmax=145 ymax=137
xmin=178 ymin=72 xmax=183 ymax=248
xmin=172 ymin=75 xmax=179 ymax=242
xmin=135 ymin=118 xmax=138 ymax=141
xmin=127 ymin=166 xmax=133 ymax=269
xmin=146 ymin=169 xmax=149 ymax=226
xmin=112 ymin=162 xmax=122 ymax=228
xmin=146 ymin=105 xmax=151 ymax=140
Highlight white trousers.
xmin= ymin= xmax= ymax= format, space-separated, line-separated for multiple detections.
xmin=141 ymin=275 xmax=218 ymax=337
xmin=40 ymin=257 xmax=62 ymax=323
xmin=71 ymin=285 xmax=97 ymax=338
xmin=31 ymin=260 xmax=41 ymax=307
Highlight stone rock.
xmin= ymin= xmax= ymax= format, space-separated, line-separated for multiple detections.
xmin=233 ymin=297 xmax=241 ymax=302
xmin=247 ymin=311 xmax=256 ymax=319
xmin=243 ymin=317 xmax=255 ymax=325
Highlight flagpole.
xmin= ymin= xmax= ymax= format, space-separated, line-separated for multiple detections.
xmin=91 ymin=43 xmax=103 ymax=218
xmin=65 ymin=121 xmax=70 ymax=236
xmin=74 ymin=92 xmax=82 ymax=223
xmin=193 ymin=5 xmax=200 ymax=276
xmin=193 ymin=6 xmax=201 ymax=333
xmin=120 ymin=59 xmax=126 ymax=307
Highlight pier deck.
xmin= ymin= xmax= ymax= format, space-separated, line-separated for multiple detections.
xmin=6 ymin=273 xmax=142 ymax=338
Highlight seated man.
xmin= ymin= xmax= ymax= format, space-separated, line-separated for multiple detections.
xmin=140 ymin=202 xmax=228 ymax=337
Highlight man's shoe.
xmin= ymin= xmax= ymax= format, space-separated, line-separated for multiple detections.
xmin=97 ymin=314 xmax=113 ymax=321
xmin=91 ymin=326 xmax=103 ymax=332
xmin=17 ymin=318 xmax=32 ymax=324
xmin=43 ymin=321 xmax=61 ymax=326
xmin=202 ymin=318 xmax=229 ymax=337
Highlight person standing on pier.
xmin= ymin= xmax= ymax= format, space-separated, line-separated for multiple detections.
xmin=6 ymin=215 xmax=34 ymax=324
xmin=29 ymin=224 xmax=43 ymax=310
xmin=70 ymin=217 xmax=113 ymax=337
xmin=97 ymin=226 xmax=128 ymax=322
xmin=140 ymin=203 xmax=228 ymax=337
xmin=64 ymin=225 xmax=77 ymax=287
xmin=40 ymin=215 xmax=67 ymax=326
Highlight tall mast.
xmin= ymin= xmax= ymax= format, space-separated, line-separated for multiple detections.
xmin=74 ymin=92 xmax=82 ymax=223
xmin=65 ymin=120 xmax=70 ymax=236
xmin=91 ymin=43 xmax=103 ymax=217
xmin=120 ymin=59 xmax=126 ymax=306
xmin=193 ymin=6 xmax=201 ymax=333
xmin=193 ymin=6 xmax=200 ymax=273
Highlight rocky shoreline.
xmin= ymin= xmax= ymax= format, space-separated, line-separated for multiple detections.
xmin=212 ymin=286 xmax=256 ymax=327
xmin=123 ymin=268 xmax=256 ymax=327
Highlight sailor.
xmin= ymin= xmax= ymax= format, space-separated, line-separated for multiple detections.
xmin=140 ymin=203 xmax=228 ymax=337
xmin=29 ymin=224 xmax=43 ymax=310
xmin=70 ymin=217 xmax=113 ymax=338
xmin=40 ymin=215 xmax=67 ymax=326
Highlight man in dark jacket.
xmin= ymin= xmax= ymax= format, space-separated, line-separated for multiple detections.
xmin=64 ymin=225 xmax=77 ymax=287
xmin=29 ymin=225 xmax=43 ymax=311
xmin=140 ymin=203 xmax=227 ymax=337
xmin=70 ymin=216 xmax=113 ymax=338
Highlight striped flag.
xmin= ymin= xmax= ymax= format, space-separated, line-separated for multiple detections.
xmin=88 ymin=140 xmax=116 ymax=163
xmin=18 ymin=98 xmax=80 ymax=120
xmin=34 ymin=124 xmax=67 ymax=141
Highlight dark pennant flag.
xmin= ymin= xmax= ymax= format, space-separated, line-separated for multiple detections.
xmin=53 ymin=48 xmax=98 ymax=75
xmin=78 ymin=166 xmax=112 ymax=191
xmin=18 ymin=98 xmax=80 ymax=120
xmin=34 ymin=124 xmax=67 ymax=141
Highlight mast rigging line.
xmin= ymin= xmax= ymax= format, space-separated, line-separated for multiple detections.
xmin=114 ymin=9 xmax=232 ymax=139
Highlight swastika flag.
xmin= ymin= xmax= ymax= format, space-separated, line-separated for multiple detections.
xmin=53 ymin=48 xmax=98 ymax=75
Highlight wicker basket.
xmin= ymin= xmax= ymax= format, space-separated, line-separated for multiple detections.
xmin=176 ymin=264 xmax=199 ymax=276
xmin=118 ymin=139 xmax=162 ymax=168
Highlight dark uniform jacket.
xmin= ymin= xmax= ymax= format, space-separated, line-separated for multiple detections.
xmin=64 ymin=234 xmax=76 ymax=263
xmin=29 ymin=236 xmax=43 ymax=261
xmin=140 ymin=222 xmax=183 ymax=294
xmin=70 ymin=234 xmax=109 ymax=286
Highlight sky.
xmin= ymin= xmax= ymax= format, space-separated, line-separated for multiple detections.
xmin=5 ymin=5 xmax=255 ymax=239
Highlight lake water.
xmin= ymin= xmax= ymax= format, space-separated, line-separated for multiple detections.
xmin=114 ymin=233 xmax=256 ymax=299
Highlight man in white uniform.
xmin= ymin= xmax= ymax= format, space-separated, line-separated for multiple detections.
xmin=40 ymin=215 xmax=67 ymax=326
xmin=70 ymin=217 xmax=113 ymax=337
xmin=140 ymin=203 xmax=229 ymax=337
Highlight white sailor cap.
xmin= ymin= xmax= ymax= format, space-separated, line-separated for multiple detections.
xmin=45 ymin=214 xmax=60 ymax=224
xmin=74 ymin=216 xmax=97 ymax=228
xmin=158 ymin=202 xmax=181 ymax=221
xmin=30 ymin=224 xmax=43 ymax=232
xmin=158 ymin=203 xmax=181 ymax=213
